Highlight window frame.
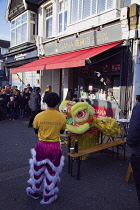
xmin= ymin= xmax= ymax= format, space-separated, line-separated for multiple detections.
xmin=10 ymin=11 xmax=37 ymax=47
xmin=45 ymin=5 xmax=53 ymax=38
xmin=71 ymin=0 xmax=114 ymax=24
xmin=58 ymin=0 xmax=68 ymax=33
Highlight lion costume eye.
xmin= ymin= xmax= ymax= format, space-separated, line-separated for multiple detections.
xmin=62 ymin=107 xmax=68 ymax=113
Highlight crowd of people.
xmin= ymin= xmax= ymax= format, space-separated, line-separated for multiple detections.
xmin=0 ymin=84 xmax=32 ymax=121
xmin=0 ymin=84 xmax=53 ymax=124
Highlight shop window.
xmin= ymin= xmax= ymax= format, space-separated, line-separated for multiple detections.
xmin=1 ymin=48 xmax=9 ymax=54
xmin=71 ymin=0 xmax=113 ymax=23
xmin=80 ymin=64 xmax=120 ymax=101
xmin=46 ymin=6 xmax=53 ymax=38
xmin=59 ymin=0 xmax=68 ymax=33
xmin=11 ymin=11 xmax=37 ymax=47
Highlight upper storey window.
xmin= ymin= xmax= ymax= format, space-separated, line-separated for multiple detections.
xmin=59 ymin=0 xmax=68 ymax=33
xmin=11 ymin=13 xmax=27 ymax=47
xmin=71 ymin=0 xmax=113 ymax=23
xmin=11 ymin=11 xmax=36 ymax=47
xmin=46 ymin=6 xmax=53 ymax=38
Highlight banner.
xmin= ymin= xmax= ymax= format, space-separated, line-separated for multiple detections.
xmin=93 ymin=106 xmax=115 ymax=118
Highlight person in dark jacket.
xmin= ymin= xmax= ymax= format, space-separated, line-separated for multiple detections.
xmin=19 ymin=92 xmax=26 ymax=118
xmin=127 ymin=95 xmax=140 ymax=207
xmin=23 ymin=88 xmax=31 ymax=117
xmin=0 ymin=90 xmax=9 ymax=119
xmin=7 ymin=96 xmax=16 ymax=120
xmin=28 ymin=87 xmax=41 ymax=127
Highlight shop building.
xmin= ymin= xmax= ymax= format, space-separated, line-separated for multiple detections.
xmin=5 ymin=0 xmax=40 ymax=90
xmin=5 ymin=0 xmax=140 ymax=118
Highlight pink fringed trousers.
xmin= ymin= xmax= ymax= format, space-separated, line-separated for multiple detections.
xmin=26 ymin=141 xmax=64 ymax=204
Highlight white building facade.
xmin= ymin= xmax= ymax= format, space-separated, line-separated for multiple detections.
xmin=6 ymin=0 xmax=140 ymax=118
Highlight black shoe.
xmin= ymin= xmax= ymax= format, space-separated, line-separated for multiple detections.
xmin=26 ymin=188 xmax=39 ymax=199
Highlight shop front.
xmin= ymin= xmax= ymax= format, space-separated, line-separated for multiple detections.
xmin=10 ymin=22 xmax=132 ymax=119
xmin=63 ymin=44 xmax=130 ymax=119
xmin=6 ymin=46 xmax=38 ymax=89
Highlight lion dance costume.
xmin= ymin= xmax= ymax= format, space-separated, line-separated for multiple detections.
xmin=59 ymin=100 xmax=121 ymax=151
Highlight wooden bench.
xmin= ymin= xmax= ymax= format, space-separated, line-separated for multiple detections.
xmin=67 ymin=138 xmax=126 ymax=180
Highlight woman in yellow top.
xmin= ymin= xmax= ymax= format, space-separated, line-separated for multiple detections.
xmin=26 ymin=92 xmax=66 ymax=205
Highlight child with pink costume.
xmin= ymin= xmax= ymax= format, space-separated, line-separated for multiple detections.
xmin=26 ymin=92 xmax=66 ymax=204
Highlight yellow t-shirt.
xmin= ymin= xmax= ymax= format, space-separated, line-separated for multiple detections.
xmin=33 ymin=109 xmax=66 ymax=140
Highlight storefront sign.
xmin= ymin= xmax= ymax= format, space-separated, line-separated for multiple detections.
xmin=44 ymin=23 xmax=122 ymax=56
xmin=93 ymin=105 xmax=115 ymax=118
xmin=14 ymin=53 xmax=26 ymax=60
xmin=6 ymin=50 xmax=38 ymax=64
xmin=100 ymin=64 xmax=120 ymax=73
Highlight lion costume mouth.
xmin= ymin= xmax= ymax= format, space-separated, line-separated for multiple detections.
xmin=76 ymin=110 xmax=87 ymax=119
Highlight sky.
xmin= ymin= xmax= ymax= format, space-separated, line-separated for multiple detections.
xmin=0 ymin=0 xmax=10 ymax=41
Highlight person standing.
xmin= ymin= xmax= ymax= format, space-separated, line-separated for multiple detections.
xmin=127 ymin=95 xmax=140 ymax=207
xmin=41 ymin=85 xmax=52 ymax=111
xmin=23 ymin=88 xmax=31 ymax=117
xmin=28 ymin=87 xmax=41 ymax=127
xmin=0 ymin=90 xmax=9 ymax=120
xmin=7 ymin=96 xmax=16 ymax=120
xmin=26 ymin=92 xmax=66 ymax=204
xmin=19 ymin=92 xmax=26 ymax=118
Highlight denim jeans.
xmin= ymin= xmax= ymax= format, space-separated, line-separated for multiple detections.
xmin=20 ymin=109 xmax=24 ymax=118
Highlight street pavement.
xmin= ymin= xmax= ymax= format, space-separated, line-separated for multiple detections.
xmin=0 ymin=117 xmax=139 ymax=210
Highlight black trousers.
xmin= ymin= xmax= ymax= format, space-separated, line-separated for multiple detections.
xmin=28 ymin=110 xmax=41 ymax=126
xmin=131 ymin=153 xmax=140 ymax=207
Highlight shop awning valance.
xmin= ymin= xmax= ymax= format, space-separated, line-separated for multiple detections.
xmin=10 ymin=41 xmax=123 ymax=73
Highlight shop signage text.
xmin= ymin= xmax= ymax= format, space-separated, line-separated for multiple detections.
xmin=45 ymin=24 xmax=122 ymax=56
xmin=93 ymin=106 xmax=115 ymax=118
xmin=14 ymin=53 xmax=26 ymax=60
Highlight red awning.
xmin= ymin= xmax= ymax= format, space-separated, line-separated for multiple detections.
xmin=10 ymin=41 xmax=122 ymax=73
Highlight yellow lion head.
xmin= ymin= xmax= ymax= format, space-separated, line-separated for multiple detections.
xmin=59 ymin=101 xmax=95 ymax=134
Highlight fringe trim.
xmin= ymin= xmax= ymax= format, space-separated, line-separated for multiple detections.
xmin=26 ymin=187 xmax=34 ymax=194
xmin=29 ymin=163 xmax=45 ymax=176
xmin=27 ymin=178 xmax=43 ymax=192
xmin=27 ymin=148 xmax=64 ymax=193
xmin=40 ymin=195 xmax=58 ymax=205
xmin=43 ymin=186 xmax=59 ymax=197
